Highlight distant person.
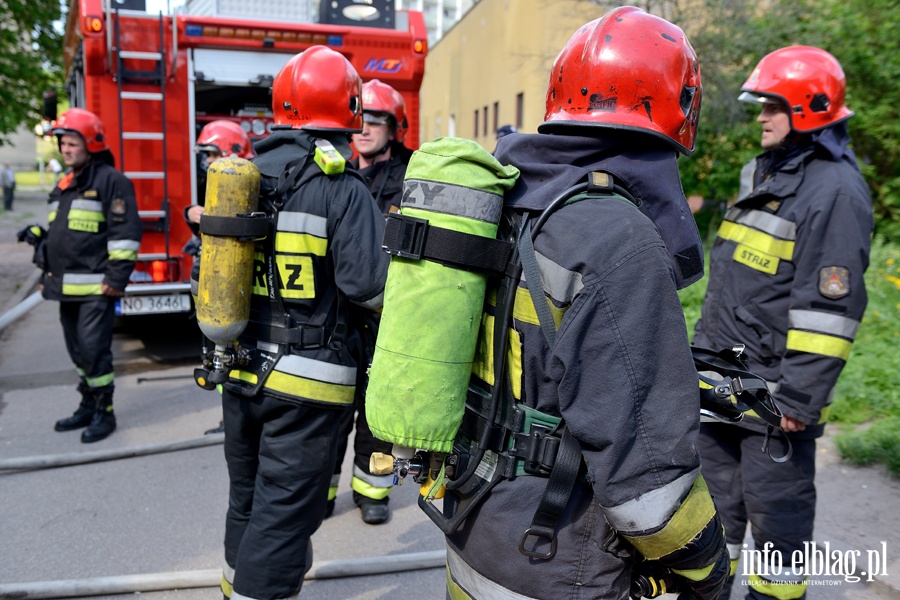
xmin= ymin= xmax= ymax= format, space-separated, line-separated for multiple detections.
xmin=692 ymin=46 xmax=874 ymax=599
xmin=47 ymin=157 xmax=63 ymax=182
xmin=184 ymin=120 xmax=255 ymax=436
xmin=1 ymin=162 xmax=14 ymax=211
xmin=18 ymin=108 xmax=142 ymax=443
xmin=329 ymin=79 xmax=413 ymax=525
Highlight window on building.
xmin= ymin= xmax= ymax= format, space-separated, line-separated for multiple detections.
xmin=516 ymin=93 xmax=524 ymax=130
xmin=474 ymin=109 xmax=479 ymax=138
xmin=449 ymin=114 xmax=456 ymax=137
xmin=483 ymin=106 xmax=488 ymax=137
xmin=493 ymin=101 xmax=499 ymax=134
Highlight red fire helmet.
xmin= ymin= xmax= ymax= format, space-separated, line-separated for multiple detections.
xmin=272 ymin=46 xmax=363 ymax=133
xmin=195 ymin=120 xmax=255 ymax=159
xmin=539 ymin=6 xmax=702 ymax=156
xmin=52 ymin=108 xmax=109 ymax=153
xmin=361 ymin=79 xmax=408 ymax=143
xmin=738 ymin=45 xmax=853 ymax=133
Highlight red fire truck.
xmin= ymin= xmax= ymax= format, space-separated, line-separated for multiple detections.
xmin=59 ymin=0 xmax=427 ymax=317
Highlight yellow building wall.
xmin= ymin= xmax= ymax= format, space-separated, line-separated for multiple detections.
xmin=419 ymin=0 xmax=604 ymax=150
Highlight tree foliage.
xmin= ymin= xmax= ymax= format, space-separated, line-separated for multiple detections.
xmin=671 ymin=0 xmax=900 ymax=241
xmin=0 ymin=0 xmax=64 ymax=145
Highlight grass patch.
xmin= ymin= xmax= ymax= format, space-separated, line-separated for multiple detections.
xmin=14 ymin=170 xmax=57 ymax=188
xmin=679 ymin=235 xmax=900 ymax=477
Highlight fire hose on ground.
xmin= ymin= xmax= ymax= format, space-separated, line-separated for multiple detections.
xmin=0 ymin=550 xmax=448 ymax=599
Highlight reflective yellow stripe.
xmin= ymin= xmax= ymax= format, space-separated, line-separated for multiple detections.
xmin=512 ymin=286 xmax=566 ymax=329
xmin=672 ymin=562 xmax=715 ymax=582
xmin=730 ymin=558 xmax=740 ymax=576
xmin=351 ymin=476 xmax=392 ymax=500
xmin=230 ymin=370 xmax=259 ymax=384
xmin=86 ymin=372 xmax=115 ymax=388
xmin=818 ymin=404 xmax=831 ymax=424
xmin=718 ymin=221 xmax=794 ymax=260
xmin=264 ymin=370 xmax=354 ymax=405
xmin=733 ymin=244 xmax=779 ymax=274
xmin=472 ymin=313 xmax=496 ymax=385
xmin=62 ymin=283 xmax=102 ymax=296
xmin=275 ymin=231 xmax=327 ymax=256
xmin=49 ymin=210 xmax=58 ymax=223
xmin=109 ymin=250 xmax=138 ymax=260
xmin=221 ymin=574 xmax=233 ymax=599
xmin=748 ymin=575 xmax=808 ymax=599
xmin=508 ymin=328 xmax=522 ymax=400
xmin=327 ymin=486 xmax=338 ymax=501
xmin=68 ymin=208 xmax=106 ymax=222
xmin=275 ymin=254 xmax=315 ymax=299
xmin=786 ymin=330 xmax=852 ymax=360
xmin=623 ymin=475 xmax=716 ymax=560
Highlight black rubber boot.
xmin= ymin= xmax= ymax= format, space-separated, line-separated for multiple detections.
xmin=81 ymin=392 xmax=116 ymax=443
xmin=54 ymin=383 xmax=96 ymax=432
xmin=359 ymin=501 xmax=390 ymax=525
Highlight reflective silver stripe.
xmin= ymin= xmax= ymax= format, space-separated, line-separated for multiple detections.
xmin=63 ymin=273 xmax=105 ymax=285
xmin=49 ymin=200 xmax=59 ymax=213
xmin=71 ymin=199 xmax=104 ymax=212
xmin=222 ymin=564 xmax=234 ymax=584
xmin=190 ymin=279 xmax=198 ymax=296
xmin=256 ymin=340 xmax=279 ymax=353
xmin=728 ymin=208 xmax=796 ymax=240
xmin=278 ymin=211 xmax=327 ymax=237
xmin=601 ymin=468 xmax=699 ymax=534
xmin=274 ymin=355 xmax=356 ymax=385
xmin=352 ymin=464 xmax=393 ymax=489
xmin=738 ymin=160 xmax=755 ymax=201
xmin=727 ymin=542 xmax=743 ymax=561
xmin=526 ymin=250 xmax=583 ymax=305
xmin=789 ymin=309 xmax=860 ymax=340
xmin=447 ymin=546 xmax=538 ymax=600
xmin=232 ymin=589 xmax=301 ymax=600
xmin=108 ymin=239 xmax=141 ymax=252
xmin=402 ymin=178 xmax=503 ymax=224
xmin=330 ymin=473 xmax=341 ymax=487
xmin=353 ymin=291 xmax=384 ymax=312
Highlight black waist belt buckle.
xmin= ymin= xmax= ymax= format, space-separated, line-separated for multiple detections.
xmin=295 ymin=326 xmax=327 ymax=350
xmin=509 ymin=423 xmax=560 ymax=476
xmin=384 ymin=213 xmax=428 ymax=260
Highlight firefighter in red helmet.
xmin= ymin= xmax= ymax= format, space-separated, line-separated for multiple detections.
xmin=185 ymin=120 xmax=256 ymax=232
xmin=443 ymin=8 xmax=729 ymax=598
xmin=325 ymin=79 xmax=413 ymax=526
xmin=693 ymin=46 xmax=873 ymax=599
xmin=17 ymin=107 xmax=141 ymax=443
xmin=197 ymin=46 xmax=389 ymax=600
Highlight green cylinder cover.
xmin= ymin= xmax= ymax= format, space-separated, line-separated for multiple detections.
xmin=366 ymin=137 xmax=519 ymax=452
xmin=196 ymin=158 xmax=261 ymax=345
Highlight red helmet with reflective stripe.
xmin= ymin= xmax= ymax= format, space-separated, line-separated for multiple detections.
xmin=272 ymin=46 xmax=363 ymax=133
xmin=539 ymin=6 xmax=702 ymax=156
xmin=739 ymin=46 xmax=853 ymax=133
xmin=195 ymin=120 xmax=255 ymax=159
xmin=52 ymin=108 xmax=108 ymax=153
xmin=362 ymin=79 xmax=408 ymax=143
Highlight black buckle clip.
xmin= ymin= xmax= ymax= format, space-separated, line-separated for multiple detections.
xmin=384 ymin=213 xmax=428 ymax=260
xmin=509 ymin=423 xmax=559 ymax=476
xmin=296 ymin=327 xmax=327 ymax=350
xmin=518 ymin=525 xmax=557 ymax=560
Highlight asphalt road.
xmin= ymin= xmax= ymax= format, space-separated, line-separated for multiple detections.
xmin=1 ymin=189 xmax=898 ymax=599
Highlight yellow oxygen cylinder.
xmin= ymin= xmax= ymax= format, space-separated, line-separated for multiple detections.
xmin=194 ymin=157 xmax=261 ymax=387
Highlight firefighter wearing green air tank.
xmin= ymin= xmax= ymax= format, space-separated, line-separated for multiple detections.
xmin=192 ymin=46 xmax=389 ymax=600
xmin=368 ymin=8 xmax=731 ymax=600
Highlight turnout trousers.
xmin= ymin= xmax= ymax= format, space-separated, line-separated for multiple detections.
xmin=222 ymin=387 xmax=347 ymax=600
xmin=59 ymin=298 xmax=115 ymax=394
xmin=697 ymin=423 xmax=816 ymax=600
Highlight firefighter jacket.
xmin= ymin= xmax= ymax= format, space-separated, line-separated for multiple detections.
xmin=444 ymin=133 xmax=727 ymax=599
xmin=693 ymin=138 xmax=873 ymax=438
xmin=351 ymin=143 xmax=413 ymax=215
xmin=222 ymin=129 xmax=388 ymax=407
xmin=41 ymin=155 xmax=141 ymax=302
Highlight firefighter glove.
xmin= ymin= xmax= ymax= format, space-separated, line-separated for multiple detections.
xmin=17 ymin=224 xmax=46 ymax=247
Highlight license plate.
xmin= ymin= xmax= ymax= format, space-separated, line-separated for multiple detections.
xmin=116 ymin=294 xmax=192 ymax=315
